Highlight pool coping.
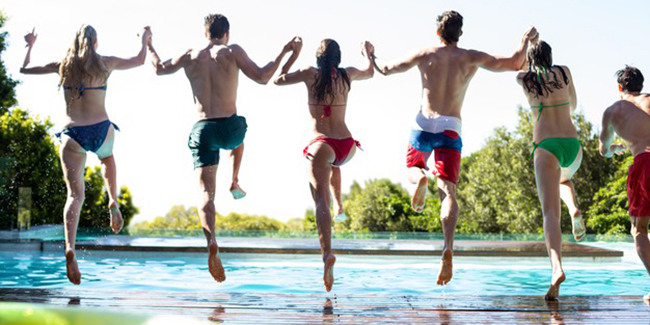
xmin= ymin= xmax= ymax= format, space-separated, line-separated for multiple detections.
xmin=0 ymin=235 xmax=624 ymax=258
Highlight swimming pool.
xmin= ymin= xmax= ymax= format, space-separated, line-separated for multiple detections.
xmin=0 ymin=242 xmax=647 ymax=296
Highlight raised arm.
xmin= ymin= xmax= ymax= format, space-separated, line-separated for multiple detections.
xmin=599 ymin=105 xmax=626 ymax=157
xmin=473 ymin=26 xmax=537 ymax=72
xmin=346 ymin=41 xmax=374 ymax=81
xmin=565 ymin=66 xmax=578 ymax=111
xmin=232 ymin=37 xmax=296 ymax=85
xmin=147 ymin=36 xmax=191 ymax=76
xmin=19 ymin=28 xmax=59 ymax=75
xmin=102 ymin=27 xmax=152 ymax=71
xmin=371 ymin=47 xmax=423 ymax=76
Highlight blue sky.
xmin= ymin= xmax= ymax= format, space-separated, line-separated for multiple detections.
xmin=2 ymin=0 xmax=649 ymax=224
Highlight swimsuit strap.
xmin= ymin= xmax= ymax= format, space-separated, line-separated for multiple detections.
xmin=533 ymin=101 xmax=571 ymax=123
xmin=530 ymin=141 xmax=539 ymax=160
xmin=64 ymin=83 xmax=107 ymax=98
xmin=553 ymin=65 xmax=569 ymax=85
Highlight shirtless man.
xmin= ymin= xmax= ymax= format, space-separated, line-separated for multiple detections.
xmin=147 ymin=14 xmax=298 ymax=282
xmin=599 ymin=66 xmax=650 ymax=301
xmin=371 ymin=10 xmax=537 ymax=285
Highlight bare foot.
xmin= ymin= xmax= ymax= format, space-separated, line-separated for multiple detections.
xmin=108 ymin=202 xmax=123 ymax=233
xmin=571 ymin=211 xmax=586 ymax=241
xmin=208 ymin=244 xmax=226 ymax=282
xmin=411 ymin=175 xmax=428 ymax=212
xmin=323 ymin=254 xmax=336 ymax=292
xmin=545 ymin=270 xmax=566 ymax=301
xmin=230 ymin=183 xmax=247 ymax=200
xmin=644 ymin=293 xmax=650 ymax=302
xmin=65 ymin=250 xmax=81 ymax=285
xmin=437 ymin=249 xmax=453 ymax=285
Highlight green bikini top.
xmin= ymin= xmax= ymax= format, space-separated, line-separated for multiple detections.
xmin=530 ymin=66 xmax=570 ymax=123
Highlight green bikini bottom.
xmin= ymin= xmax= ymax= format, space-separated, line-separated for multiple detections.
xmin=531 ymin=137 xmax=581 ymax=168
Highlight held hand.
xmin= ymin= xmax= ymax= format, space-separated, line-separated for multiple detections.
xmin=524 ymin=26 xmax=538 ymax=42
xmin=141 ymin=26 xmax=152 ymax=45
xmin=24 ymin=27 xmax=37 ymax=48
xmin=361 ymin=41 xmax=374 ymax=58
xmin=291 ymin=36 xmax=303 ymax=52
xmin=611 ymin=143 xmax=627 ymax=155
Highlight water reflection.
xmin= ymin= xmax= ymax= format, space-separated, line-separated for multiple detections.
xmin=208 ymin=305 xmax=226 ymax=323
xmin=546 ymin=300 xmax=564 ymax=325
xmin=322 ymin=298 xmax=335 ymax=324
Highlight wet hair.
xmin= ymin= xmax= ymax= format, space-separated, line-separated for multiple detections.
xmin=311 ymin=39 xmax=351 ymax=104
xmin=616 ymin=66 xmax=644 ymax=92
xmin=204 ymin=14 xmax=229 ymax=39
xmin=436 ymin=11 xmax=463 ymax=44
xmin=59 ymin=25 xmax=108 ymax=94
xmin=521 ymin=41 xmax=568 ymax=98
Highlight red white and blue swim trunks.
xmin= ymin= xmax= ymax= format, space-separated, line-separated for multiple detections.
xmin=406 ymin=112 xmax=463 ymax=184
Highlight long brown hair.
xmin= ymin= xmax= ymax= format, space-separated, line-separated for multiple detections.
xmin=311 ymin=39 xmax=350 ymax=104
xmin=522 ymin=41 xmax=568 ymax=98
xmin=59 ymin=25 xmax=108 ymax=94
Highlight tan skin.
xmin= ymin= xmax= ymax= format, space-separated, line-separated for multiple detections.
xmin=20 ymin=26 xmax=152 ymax=285
xmin=274 ymin=39 xmax=374 ymax=291
xmin=516 ymin=51 xmax=584 ymax=300
xmin=148 ymin=28 xmax=298 ymax=283
xmin=600 ymin=86 xmax=650 ymax=301
xmin=372 ymin=25 xmax=538 ymax=286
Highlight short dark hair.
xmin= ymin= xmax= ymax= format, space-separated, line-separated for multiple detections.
xmin=436 ymin=11 xmax=463 ymax=44
xmin=616 ymin=66 xmax=644 ymax=92
xmin=204 ymin=14 xmax=229 ymax=39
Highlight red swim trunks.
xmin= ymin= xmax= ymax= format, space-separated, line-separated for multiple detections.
xmin=628 ymin=152 xmax=650 ymax=217
xmin=304 ymin=137 xmax=361 ymax=166
xmin=406 ymin=130 xmax=462 ymax=184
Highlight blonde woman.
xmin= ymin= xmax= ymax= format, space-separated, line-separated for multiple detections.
xmin=20 ymin=25 xmax=151 ymax=285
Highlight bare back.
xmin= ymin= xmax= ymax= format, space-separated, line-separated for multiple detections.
xmin=418 ymin=46 xmax=481 ymax=118
xmin=183 ymin=45 xmax=240 ymax=119
xmin=302 ymin=67 xmax=353 ymax=139
xmin=517 ymin=66 xmax=578 ymax=142
xmin=608 ymin=94 xmax=650 ymax=156
xmin=62 ymin=73 xmax=110 ymax=127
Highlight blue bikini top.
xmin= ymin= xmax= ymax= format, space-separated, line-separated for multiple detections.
xmin=64 ymin=83 xmax=107 ymax=98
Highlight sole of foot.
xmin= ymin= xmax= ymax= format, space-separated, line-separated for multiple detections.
xmin=208 ymin=244 xmax=226 ymax=282
xmin=571 ymin=212 xmax=586 ymax=242
xmin=544 ymin=271 xmax=566 ymax=301
xmin=323 ymin=254 xmax=336 ymax=292
xmin=436 ymin=249 xmax=453 ymax=285
xmin=65 ymin=250 xmax=81 ymax=285
xmin=109 ymin=203 xmax=123 ymax=234
xmin=230 ymin=184 xmax=247 ymax=200
xmin=411 ymin=176 xmax=428 ymax=212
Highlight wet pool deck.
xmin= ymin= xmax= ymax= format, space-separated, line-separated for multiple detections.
xmin=4 ymin=235 xmax=619 ymax=258
xmin=1 ymin=288 xmax=649 ymax=324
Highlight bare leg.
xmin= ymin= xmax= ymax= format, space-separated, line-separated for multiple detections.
xmin=60 ymin=137 xmax=87 ymax=285
xmin=96 ymin=126 xmax=121 ymax=233
xmin=229 ymin=143 xmax=246 ymax=199
xmin=408 ymin=167 xmax=428 ymax=212
xmin=307 ymin=142 xmax=337 ymax=291
xmin=560 ymin=149 xmax=584 ymax=241
xmin=559 ymin=180 xmax=585 ymax=241
xmin=197 ymin=165 xmax=225 ymax=282
xmin=535 ymin=149 xmax=565 ymax=300
xmin=330 ymin=166 xmax=343 ymax=216
xmin=630 ymin=216 xmax=650 ymax=301
xmin=436 ymin=178 xmax=458 ymax=285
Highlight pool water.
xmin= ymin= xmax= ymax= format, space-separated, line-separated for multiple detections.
xmin=0 ymin=242 xmax=647 ymax=296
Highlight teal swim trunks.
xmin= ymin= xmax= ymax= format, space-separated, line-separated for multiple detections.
xmin=188 ymin=114 xmax=247 ymax=168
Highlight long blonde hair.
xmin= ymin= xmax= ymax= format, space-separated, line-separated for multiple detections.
xmin=58 ymin=25 xmax=108 ymax=94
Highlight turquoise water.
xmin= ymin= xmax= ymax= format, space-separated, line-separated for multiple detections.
xmin=0 ymin=242 xmax=647 ymax=295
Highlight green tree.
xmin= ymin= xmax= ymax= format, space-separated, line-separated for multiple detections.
xmin=0 ymin=12 xmax=18 ymax=114
xmin=343 ymin=179 xmax=416 ymax=232
xmin=0 ymin=110 xmax=66 ymax=229
xmin=586 ymin=156 xmax=633 ymax=234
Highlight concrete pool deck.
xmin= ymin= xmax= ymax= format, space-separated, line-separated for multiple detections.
xmin=0 ymin=235 xmax=623 ymax=258
xmin=1 ymin=288 xmax=649 ymax=324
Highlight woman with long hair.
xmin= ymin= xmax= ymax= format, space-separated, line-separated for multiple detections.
xmin=516 ymin=38 xmax=585 ymax=300
xmin=20 ymin=25 xmax=152 ymax=285
xmin=274 ymin=38 xmax=374 ymax=291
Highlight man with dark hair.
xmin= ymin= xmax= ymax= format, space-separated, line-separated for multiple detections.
xmin=371 ymin=10 xmax=537 ymax=286
xmin=147 ymin=14 xmax=299 ymax=283
xmin=600 ymin=66 xmax=650 ymax=301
